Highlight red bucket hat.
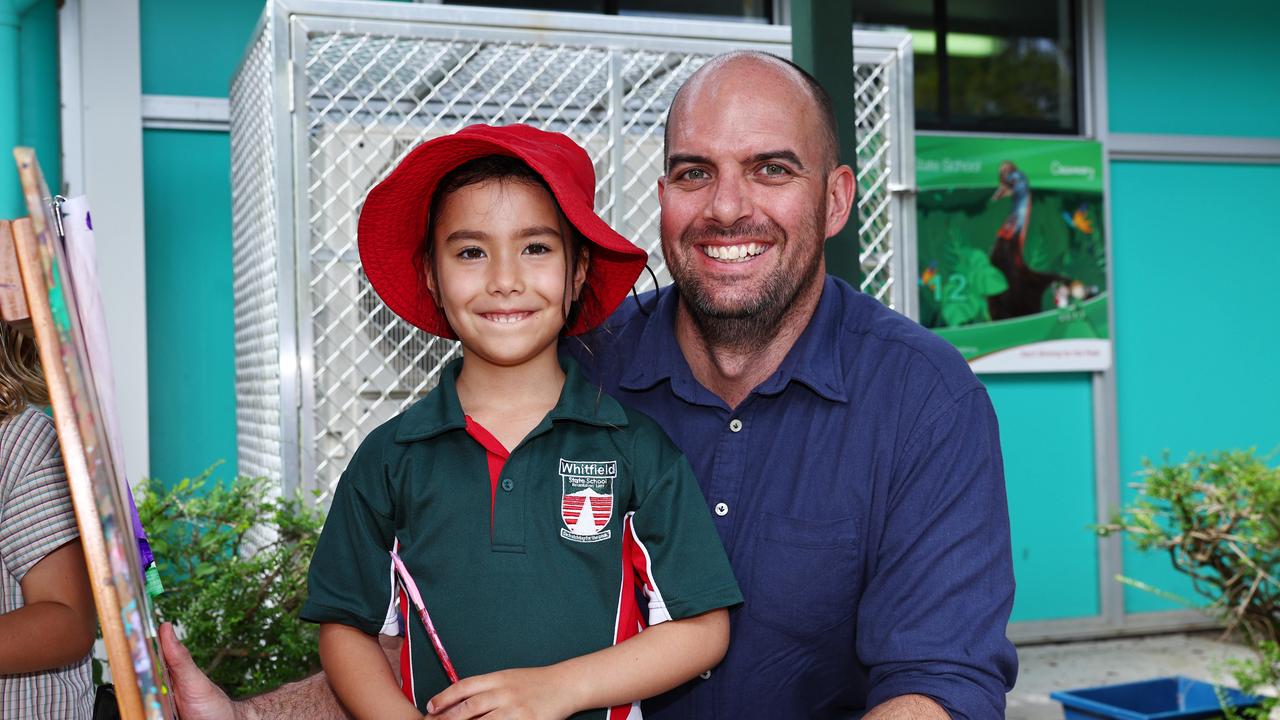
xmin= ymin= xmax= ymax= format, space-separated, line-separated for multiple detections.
xmin=358 ymin=124 xmax=648 ymax=339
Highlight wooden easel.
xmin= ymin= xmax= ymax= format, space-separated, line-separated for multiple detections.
xmin=7 ymin=149 xmax=175 ymax=720
xmin=0 ymin=219 xmax=33 ymax=333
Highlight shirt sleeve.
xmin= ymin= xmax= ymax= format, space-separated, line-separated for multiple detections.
xmin=300 ymin=425 xmax=400 ymax=636
xmin=0 ymin=410 xmax=78 ymax=584
xmin=626 ymin=420 xmax=742 ymax=625
xmin=858 ymin=387 xmax=1018 ymax=719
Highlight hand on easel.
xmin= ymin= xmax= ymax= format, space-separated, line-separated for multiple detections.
xmin=158 ymin=623 xmax=237 ymax=720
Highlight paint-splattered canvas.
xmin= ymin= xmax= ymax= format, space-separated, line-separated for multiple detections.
xmin=11 ymin=148 xmax=175 ymax=720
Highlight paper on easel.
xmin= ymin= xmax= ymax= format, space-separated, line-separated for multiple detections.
xmin=61 ymin=196 xmax=153 ymax=568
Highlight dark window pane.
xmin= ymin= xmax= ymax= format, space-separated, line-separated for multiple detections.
xmin=946 ymin=0 xmax=1077 ymax=132
xmin=853 ymin=1 xmax=939 ymax=125
xmin=444 ymin=0 xmax=608 ymax=13
xmin=852 ymin=0 xmax=934 ymax=27
xmin=907 ymin=30 xmax=941 ymax=126
xmin=855 ymin=0 xmax=1079 ymax=134
xmin=619 ymin=0 xmax=768 ymax=23
xmin=443 ymin=0 xmax=768 ymax=21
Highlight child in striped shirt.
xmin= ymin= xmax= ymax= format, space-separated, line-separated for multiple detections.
xmin=0 ymin=321 xmax=96 ymax=719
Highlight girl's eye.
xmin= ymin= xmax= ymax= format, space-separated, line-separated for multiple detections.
xmin=458 ymin=247 xmax=485 ymax=260
xmin=524 ymin=242 xmax=552 ymax=256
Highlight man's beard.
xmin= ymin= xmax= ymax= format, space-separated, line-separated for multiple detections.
xmin=667 ymin=210 xmax=826 ymax=352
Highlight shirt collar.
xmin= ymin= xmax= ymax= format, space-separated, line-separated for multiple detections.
xmin=396 ymin=355 xmax=629 ymax=443
xmin=618 ymin=276 xmax=849 ymax=404
xmin=617 ymin=285 xmax=708 ymax=405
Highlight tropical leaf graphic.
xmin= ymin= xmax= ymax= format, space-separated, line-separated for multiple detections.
xmin=939 ymin=240 xmax=1009 ymax=327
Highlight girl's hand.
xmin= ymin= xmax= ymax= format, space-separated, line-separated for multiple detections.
xmin=425 ymin=666 xmax=581 ymax=720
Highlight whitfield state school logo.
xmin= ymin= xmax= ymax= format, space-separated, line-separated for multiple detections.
xmin=559 ymin=458 xmax=616 ymax=543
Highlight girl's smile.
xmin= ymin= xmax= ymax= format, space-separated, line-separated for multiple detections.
xmin=480 ymin=311 xmax=535 ymax=324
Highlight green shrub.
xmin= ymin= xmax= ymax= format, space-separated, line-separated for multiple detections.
xmin=137 ymin=468 xmax=324 ymax=698
xmin=1101 ymin=450 xmax=1280 ymax=716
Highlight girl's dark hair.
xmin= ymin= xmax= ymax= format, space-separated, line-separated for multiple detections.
xmin=412 ymin=154 xmax=600 ymax=335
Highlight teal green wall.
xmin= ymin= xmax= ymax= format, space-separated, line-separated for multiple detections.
xmin=1107 ymin=0 xmax=1280 ymax=138
xmin=142 ymin=129 xmax=238 ymax=482
xmin=1107 ymin=0 xmax=1280 ymax=616
xmin=2 ymin=0 xmax=59 ymax=218
xmin=140 ymin=0 xmax=411 ymax=97
xmin=18 ymin=0 xmax=59 ymax=195
xmin=140 ymin=0 xmax=266 ymax=97
xmin=138 ymin=0 xmax=416 ymax=483
xmin=139 ymin=0 xmax=263 ymax=481
xmin=987 ymin=374 xmax=1100 ymax=622
xmin=1 ymin=10 xmax=23 ymax=219
xmin=1110 ymin=160 xmax=1280 ymax=613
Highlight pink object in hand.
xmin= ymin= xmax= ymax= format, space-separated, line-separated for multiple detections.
xmin=389 ymin=550 xmax=460 ymax=684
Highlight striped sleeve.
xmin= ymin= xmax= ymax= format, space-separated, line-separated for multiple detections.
xmin=0 ymin=409 xmax=78 ymax=583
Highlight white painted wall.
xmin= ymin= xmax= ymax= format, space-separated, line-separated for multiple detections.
xmin=59 ymin=0 xmax=150 ymax=484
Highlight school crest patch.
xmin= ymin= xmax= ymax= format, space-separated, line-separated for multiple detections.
xmin=559 ymin=458 xmax=615 ymax=543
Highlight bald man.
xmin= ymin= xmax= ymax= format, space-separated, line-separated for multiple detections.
xmin=161 ymin=52 xmax=1017 ymax=720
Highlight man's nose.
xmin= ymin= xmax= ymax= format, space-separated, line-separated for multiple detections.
xmin=705 ymin=174 xmax=752 ymax=226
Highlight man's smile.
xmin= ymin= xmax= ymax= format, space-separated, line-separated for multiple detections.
xmin=699 ymin=243 xmax=769 ymax=263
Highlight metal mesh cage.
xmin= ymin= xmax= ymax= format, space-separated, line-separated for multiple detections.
xmin=855 ymin=59 xmax=896 ymax=304
xmin=230 ymin=18 xmax=284 ymax=482
xmin=231 ymin=3 xmax=914 ymax=496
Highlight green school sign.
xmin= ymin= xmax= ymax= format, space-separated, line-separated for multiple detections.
xmin=915 ymin=135 xmax=1111 ymax=373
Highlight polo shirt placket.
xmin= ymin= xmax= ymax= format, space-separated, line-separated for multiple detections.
xmin=491 ymin=448 xmax=526 ymax=553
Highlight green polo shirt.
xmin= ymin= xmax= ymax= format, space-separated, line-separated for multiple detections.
xmin=302 ymin=357 xmax=742 ymax=718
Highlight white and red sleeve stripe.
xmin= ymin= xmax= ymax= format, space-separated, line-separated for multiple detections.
xmin=605 ymin=512 xmax=661 ymax=720
xmin=626 ymin=511 xmax=673 ymax=625
xmin=390 ymin=538 xmax=416 ymax=707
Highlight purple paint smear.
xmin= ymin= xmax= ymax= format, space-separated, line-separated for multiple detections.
xmin=85 ymin=211 xmax=92 ymax=231
xmin=126 ymin=483 xmax=154 ymax=566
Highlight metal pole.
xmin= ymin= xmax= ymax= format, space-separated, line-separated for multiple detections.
xmin=790 ymin=0 xmax=861 ymax=287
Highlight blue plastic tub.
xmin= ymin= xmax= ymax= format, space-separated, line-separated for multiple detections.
xmin=1050 ymin=676 xmax=1262 ymax=719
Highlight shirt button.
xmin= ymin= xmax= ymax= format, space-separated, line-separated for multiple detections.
xmin=700 ymin=670 xmax=712 ymax=680
xmin=729 ymin=418 xmax=743 ymax=433
xmin=714 ymin=502 xmax=729 ymax=517
xmin=501 ymin=478 xmax=514 ymax=492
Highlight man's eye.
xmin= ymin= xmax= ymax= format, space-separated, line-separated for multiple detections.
xmin=458 ymin=247 xmax=485 ymax=260
xmin=678 ymin=168 xmax=709 ymax=181
xmin=760 ymin=163 xmax=789 ymax=177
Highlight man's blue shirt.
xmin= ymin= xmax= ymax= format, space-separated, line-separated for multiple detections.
xmin=568 ymin=276 xmax=1017 ymax=719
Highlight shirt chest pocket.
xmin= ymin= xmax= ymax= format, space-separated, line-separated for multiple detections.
xmin=747 ymin=513 xmax=861 ymax=639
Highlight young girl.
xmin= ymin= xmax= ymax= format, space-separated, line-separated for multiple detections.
xmin=0 ymin=321 xmax=96 ymax=719
xmin=301 ymin=124 xmax=741 ymax=720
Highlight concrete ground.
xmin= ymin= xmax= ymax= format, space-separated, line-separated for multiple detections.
xmin=1008 ymin=632 xmax=1259 ymax=719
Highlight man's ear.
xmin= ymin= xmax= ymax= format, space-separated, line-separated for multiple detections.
xmin=657 ymin=174 xmax=667 ymax=205
xmin=823 ymin=164 xmax=856 ymax=240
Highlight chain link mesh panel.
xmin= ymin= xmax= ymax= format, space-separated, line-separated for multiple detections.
xmin=231 ymin=23 xmax=284 ymax=482
xmin=855 ymin=57 xmax=896 ymax=304
xmin=301 ymin=32 xmax=716 ymax=496
xmin=232 ymin=8 xmax=910 ymax=497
